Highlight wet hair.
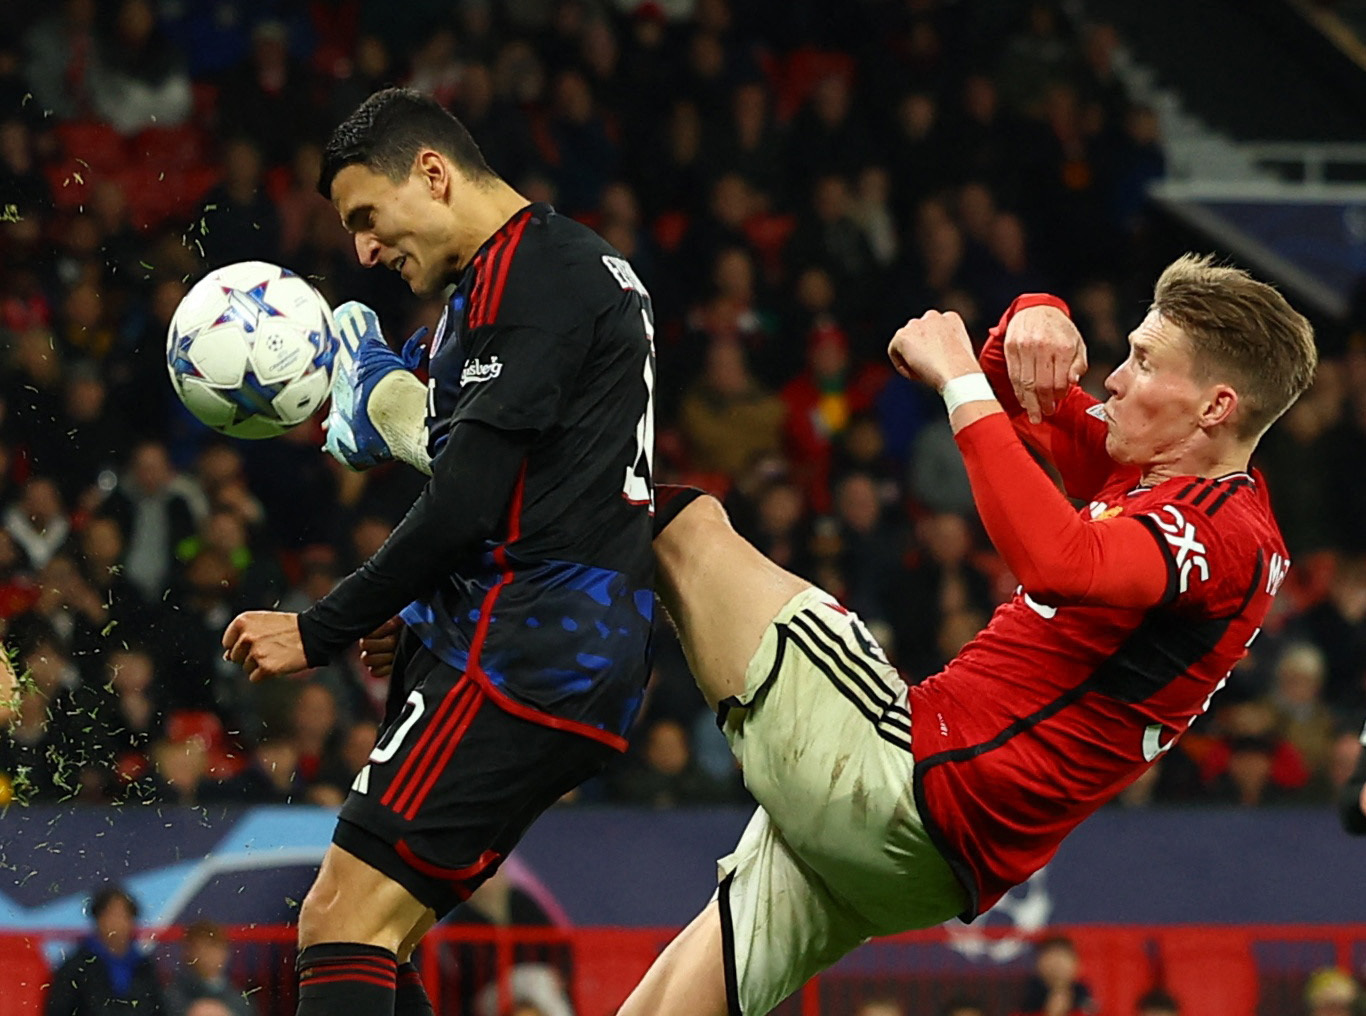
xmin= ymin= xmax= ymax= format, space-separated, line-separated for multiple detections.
xmin=318 ymin=87 xmax=494 ymax=199
xmin=1150 ymin=253 xmax=1317 ymax=441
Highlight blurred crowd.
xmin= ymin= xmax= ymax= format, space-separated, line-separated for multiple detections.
xmin=41 ymin=884 xmax=1366 ymax=1016
xmin=2 ymin=0 xmax=1366 ymax=813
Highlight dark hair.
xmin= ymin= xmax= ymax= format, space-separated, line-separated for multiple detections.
xmin=1037 ymin=933 xmax=1077 ymax=953
xmin=318 ymin=88 xmax=494 ymax=198
xmin=940 ymin=998 xmax=986 ymax=1016
xmin=1137 ymin=988 xmax=1180 ymax=1013
xmin=184 ymin=919 xmax=226 ymax=944
xmin=90 ymin=884 xmax=139 ymax=921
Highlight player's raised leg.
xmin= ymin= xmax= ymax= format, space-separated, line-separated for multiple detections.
xmin=652 ymin=492 xmax=811 ymax=710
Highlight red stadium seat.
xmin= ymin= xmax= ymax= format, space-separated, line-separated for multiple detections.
xmin=743 ymin=212 xmax=796 ymax=279
xmin=572 ymin=929 xmax=670 ymax=1016
xmin=130 ymin=125 xmax=207 ymax=171
xmin=0 ymin=934 xmax=50 ymax=1016
xmin=652 ymin=211 xmax=690 ymax=253
xmin=1159 ymin=928 xmax=1259 ymax=1016
xmin=776 ymin=48 xmax=857 ymax=121
xmin=55 ymin=120 xmax=128 ymax=173
xmin=1074 ymin=928 xmax=1153 ymax=1015
xmin=120 ymin=163 xmax=221 ymax=231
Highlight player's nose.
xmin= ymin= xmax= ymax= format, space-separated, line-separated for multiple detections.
xmin=354 ymin=232 xmax=383 ymax=268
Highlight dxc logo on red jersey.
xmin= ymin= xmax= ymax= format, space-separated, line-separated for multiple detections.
xmin=1150 ymin=505 xmax=1209 ymax=593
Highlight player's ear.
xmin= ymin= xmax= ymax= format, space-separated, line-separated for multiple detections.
xmin=1200 ymin=383 xmax=1238 ymax=430
xmin=416 ymin=150 xmax=449 ymax=200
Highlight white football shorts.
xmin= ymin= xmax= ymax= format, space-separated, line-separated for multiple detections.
xmin=714 ymin=587 xmax=966 ymax=1015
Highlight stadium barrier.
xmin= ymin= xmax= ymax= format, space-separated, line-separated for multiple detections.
xmin=4 ymin=923 xmax=1363 ymax=1015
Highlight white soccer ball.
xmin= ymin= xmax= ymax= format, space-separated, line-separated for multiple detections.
xmin=167 ymin=261 xmax=338 ymax=439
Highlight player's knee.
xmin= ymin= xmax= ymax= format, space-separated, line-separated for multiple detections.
xmin=296 ymin=878 xmax=335 ymax=950
xmin=656 ymin=493 xmax=730 ymax=560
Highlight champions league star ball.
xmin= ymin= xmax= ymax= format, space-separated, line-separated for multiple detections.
xmin=167 ymin=261 xmax=338 ymax=439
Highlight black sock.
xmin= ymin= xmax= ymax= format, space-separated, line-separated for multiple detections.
xmin=296 ymin=943 xmax=397 ymax=1016
xmin=654 ymin=483 xmax=709 ymax=539
xmin=394 ymin=961 xmax=435 ymax=1016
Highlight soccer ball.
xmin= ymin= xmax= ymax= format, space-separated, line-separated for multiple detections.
xmin=167 ymin=261 xmax=338 ymax=439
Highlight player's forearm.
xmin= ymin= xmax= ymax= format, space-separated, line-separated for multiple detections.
xmin=298 ymin=420 xmax=528 ymax=663
xmin=370 ymin=369 xmax=433 ymax=475
xmin=954 ymin=413 xmax=1169 ymax=607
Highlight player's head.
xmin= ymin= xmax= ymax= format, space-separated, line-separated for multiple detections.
xmin=320 ymin=88 xmax=497 ymax=295
xmin=1102 ymin=254 xmax=1316 ymax=467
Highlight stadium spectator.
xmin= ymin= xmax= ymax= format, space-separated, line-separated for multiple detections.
xmin=1012 ymin=934 xmax=1096 ymax=1016
xmin=285 ymin=680 xmax=349 ymax=805
xmin=44 ymin=884 xmax=167 ymax=1016
xmin=102 ymin=441 xmax=200 ymax=602
xmin=610 ymin=717 xmax=733 ymax=808
xmin=88 ymin=0 xmax=191 ymax=135
xmin=185 ymin=1001 xmax=234 ymax=1016
xmin=942 ymin=999 xmax=987 ymax=1016
xmin=194 ymin=137 xmax=283 ymax=270
xmin=147 ymin=735 xmax=210 ymax=805
xmin=781 ymin=322 xmax=890 ymax=510
xmin=677 ymin=340 xmax=785 ymax=480
xmin=854 ymin=998 xmax=905 ymax=1016
xmin=3 ymin=477 xmax=70 ymax=571
xmin=1305 ymin=967 xmax=1359 ymax=1016
xmin=1199 ymin=700 xmax=1311 ymax=806
xmin=831 ymin=471 xmax=905 ymax=626
xmin=164 ymin=920 xmax=253 ymax=1016
xmin=890 ymin=512 xmax=994 ymax=679
xmin=1264 ymin=641 xmax=1339 ymax=786
xmin=215 ymin=20 xmax=319 ymax=167
xmin=22 ymin=0 xmax=100 ymax=120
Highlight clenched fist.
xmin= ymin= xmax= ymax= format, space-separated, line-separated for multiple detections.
xmin=222 ymin=611 xmax=309 ymax=683
xmin=887 ymin=309 xmax=981 ymax=392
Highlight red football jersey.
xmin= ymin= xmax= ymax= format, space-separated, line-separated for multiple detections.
xmin=908 ymin=302 xmax=1291 ymax=920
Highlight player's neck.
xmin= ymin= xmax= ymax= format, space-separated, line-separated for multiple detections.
xmin=1139 ymin=444 xmax=1252 ymax=487
xmin=453 ymin=178 xmax=530 ymax=269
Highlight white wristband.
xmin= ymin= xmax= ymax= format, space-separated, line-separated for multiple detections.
xmin=940 ymin=373 xmax=996 ymax=416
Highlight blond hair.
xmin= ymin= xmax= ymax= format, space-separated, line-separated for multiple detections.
xmin=1151 ymin=254 xmax=1317 ymax=440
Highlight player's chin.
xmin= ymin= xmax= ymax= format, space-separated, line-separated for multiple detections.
xmin=406 ymin=270 xmax=438 ymax=298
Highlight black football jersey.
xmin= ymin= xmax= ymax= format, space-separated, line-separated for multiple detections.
xmin=398 ymin=203 xmax=655 ymax=748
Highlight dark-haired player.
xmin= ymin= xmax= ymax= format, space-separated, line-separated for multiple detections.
xmin=616 ymin=255 xmax=1314 ymax=1014
xmin=222 ymin=88 xmax=655 ymax=1016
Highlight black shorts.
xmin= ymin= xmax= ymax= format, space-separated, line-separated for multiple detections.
xmin=335 ymin=629 xmax=615 ymax=918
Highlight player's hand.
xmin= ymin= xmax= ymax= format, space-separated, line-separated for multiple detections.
xmin=1002 ymin=304 xmax=1087 ymax=424
xmin=360 ymin=616 xmax=404 ymax=680
xmin=323 ymin=301 xmax=429 ymax=470
xmin=222 ymin=611 xmax=309 ymax=683
xmin=887 ymin=309 xmax=980 ymax=391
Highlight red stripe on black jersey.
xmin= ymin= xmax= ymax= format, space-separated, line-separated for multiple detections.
xmin=467 ymin=209 xmax=531 ymax=329
xmin=466 ymin=234 xmax=506 ymax=329
xmin=481 ymin=214 xmax=530 ymax=326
